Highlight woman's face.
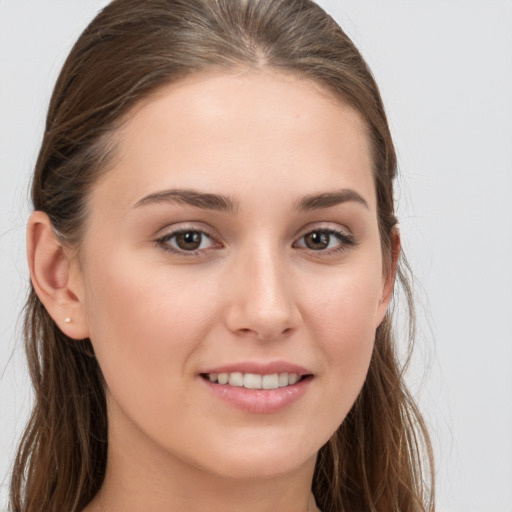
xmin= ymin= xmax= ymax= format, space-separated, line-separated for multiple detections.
xmin=72 ymin=70 xmax=393 ymax=480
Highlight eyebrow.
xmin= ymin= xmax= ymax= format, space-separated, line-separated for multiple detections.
xmin=133 ymin=187 xmax=368 ymax=213
xmin=296 ymin=189 xmax=369 ymax=211
xmin=134 ymin=189 xmax=239 ymax=213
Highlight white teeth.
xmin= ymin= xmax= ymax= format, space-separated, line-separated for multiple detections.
xmin=217 ymin=373 xmax=229 ymax=385
xmin=278 ymin=372 xmax=289 ymax=387
xmin=262 ymin=374 xmax=279 ymax=389
xmin=206 ymin=372 xmax=302 ymax=389
xmin=228 ymin=372 xmax=243 ymax=387
xmin=243 ymin=373 xmax=262 ymax=389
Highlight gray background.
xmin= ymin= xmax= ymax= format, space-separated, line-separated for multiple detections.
xmin=1 ymin=1 xmax=511 ymax=511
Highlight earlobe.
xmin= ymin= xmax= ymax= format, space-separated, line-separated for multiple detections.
xmin=27 ymin=211 xmax=89 ymax=339
xmin=376 ymin=227 xmax=401 ymax=327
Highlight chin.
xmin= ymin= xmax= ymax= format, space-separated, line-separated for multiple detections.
xmin=188 ymin=435 xmax=320 ymax=481
xmin=211 ymin=452 xmax=317 ymax=481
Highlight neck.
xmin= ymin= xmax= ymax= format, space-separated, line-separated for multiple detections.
xmin=94 ymin=460 xmax=318 ymax=512
xmin=95 ymin=470 xmax=318 ymax=512
xmin=86 ymin=412 xmax=318 ymax=512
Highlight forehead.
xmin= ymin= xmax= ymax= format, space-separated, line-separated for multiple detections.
xmin=93 ymin=69 xmax=375 ymax=212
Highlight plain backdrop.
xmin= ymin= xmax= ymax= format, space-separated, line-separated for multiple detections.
xmin=1 ymin=1 xmax=511 ymax=511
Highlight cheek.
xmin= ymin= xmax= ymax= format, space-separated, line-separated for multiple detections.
xmin=81 ymin=258 xmax=225 ymax=456
xmin=307 ymin=255 xmax=384 ymax=342
xmin=315 ymin=288 xmax=377 ymax=379
xmin=304 ymin=261 xmax=383 ymax=415
xmin=81 ymin=252 xmax=218 ymax=394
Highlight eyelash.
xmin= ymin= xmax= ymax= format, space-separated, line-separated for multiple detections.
xmin=292 ymin=228 xmax=356 ymax=255
xmin=155 ymin=228 xmax=218 ymax=256
xmin=155 ymin=227 xmax=356 ymax=257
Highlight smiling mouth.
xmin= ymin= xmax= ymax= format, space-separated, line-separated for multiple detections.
xmin=201 ymin=372 xmax=310 ymax=390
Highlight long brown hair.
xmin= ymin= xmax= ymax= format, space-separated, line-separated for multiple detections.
xmin=10 ymin=1 xmax=434 ymax=511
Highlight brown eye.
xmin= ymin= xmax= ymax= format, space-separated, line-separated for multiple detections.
xmin=294 ymin=228 xmax=356 ymax=254
xmin=303 ymin=231 xmax=330 ymax=250
xmin=175 ymin=231 xmax=203 ymax=251
xmin=157 ymin=229 xmax=215 ymax=254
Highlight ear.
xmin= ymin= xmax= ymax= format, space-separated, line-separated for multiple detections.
xmin=375 ymin=227 xmax=401 ymax=327
xmin=27 ymin=211 xmax=89 ymax=339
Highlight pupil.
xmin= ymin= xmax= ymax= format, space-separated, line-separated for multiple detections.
xmin=306 ymin=232 xmax=329 ymax=250
xmin=177 ymin=231 xmax=201 ymax=250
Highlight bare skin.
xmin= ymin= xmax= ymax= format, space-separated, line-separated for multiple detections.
xmin=29 ymin=70 xmax=395 ymax=512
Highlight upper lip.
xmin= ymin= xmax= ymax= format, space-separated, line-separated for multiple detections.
xmin=200 ymin=360 xmax=312 ymax=376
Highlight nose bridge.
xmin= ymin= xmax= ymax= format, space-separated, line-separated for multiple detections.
xmin=225 ymin=240 xmax=300 ymax=340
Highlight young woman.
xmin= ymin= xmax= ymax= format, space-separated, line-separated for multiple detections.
xmin=9 ymin=1 xmax=434 ymax=511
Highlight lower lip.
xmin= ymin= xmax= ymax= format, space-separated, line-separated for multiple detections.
xmin=201 ymin=376 xmax=312 ymax=414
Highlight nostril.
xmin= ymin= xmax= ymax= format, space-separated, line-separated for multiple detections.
xmin=225 ymin=296 xmax=301 ymax=340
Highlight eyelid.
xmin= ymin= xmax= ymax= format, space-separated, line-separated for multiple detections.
xmin=292 ymin=224 xmax=357 ymax=254
xmin=153 ymin=221 xmax=356 ymax=257
xmin=294 ymin=221 xmax=353 ymax=240
xmin=154 ymin=223 xmax=223 ymax=256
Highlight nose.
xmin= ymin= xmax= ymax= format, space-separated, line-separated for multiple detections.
xmin=224 ymin=246 xmax=302 ymax=341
